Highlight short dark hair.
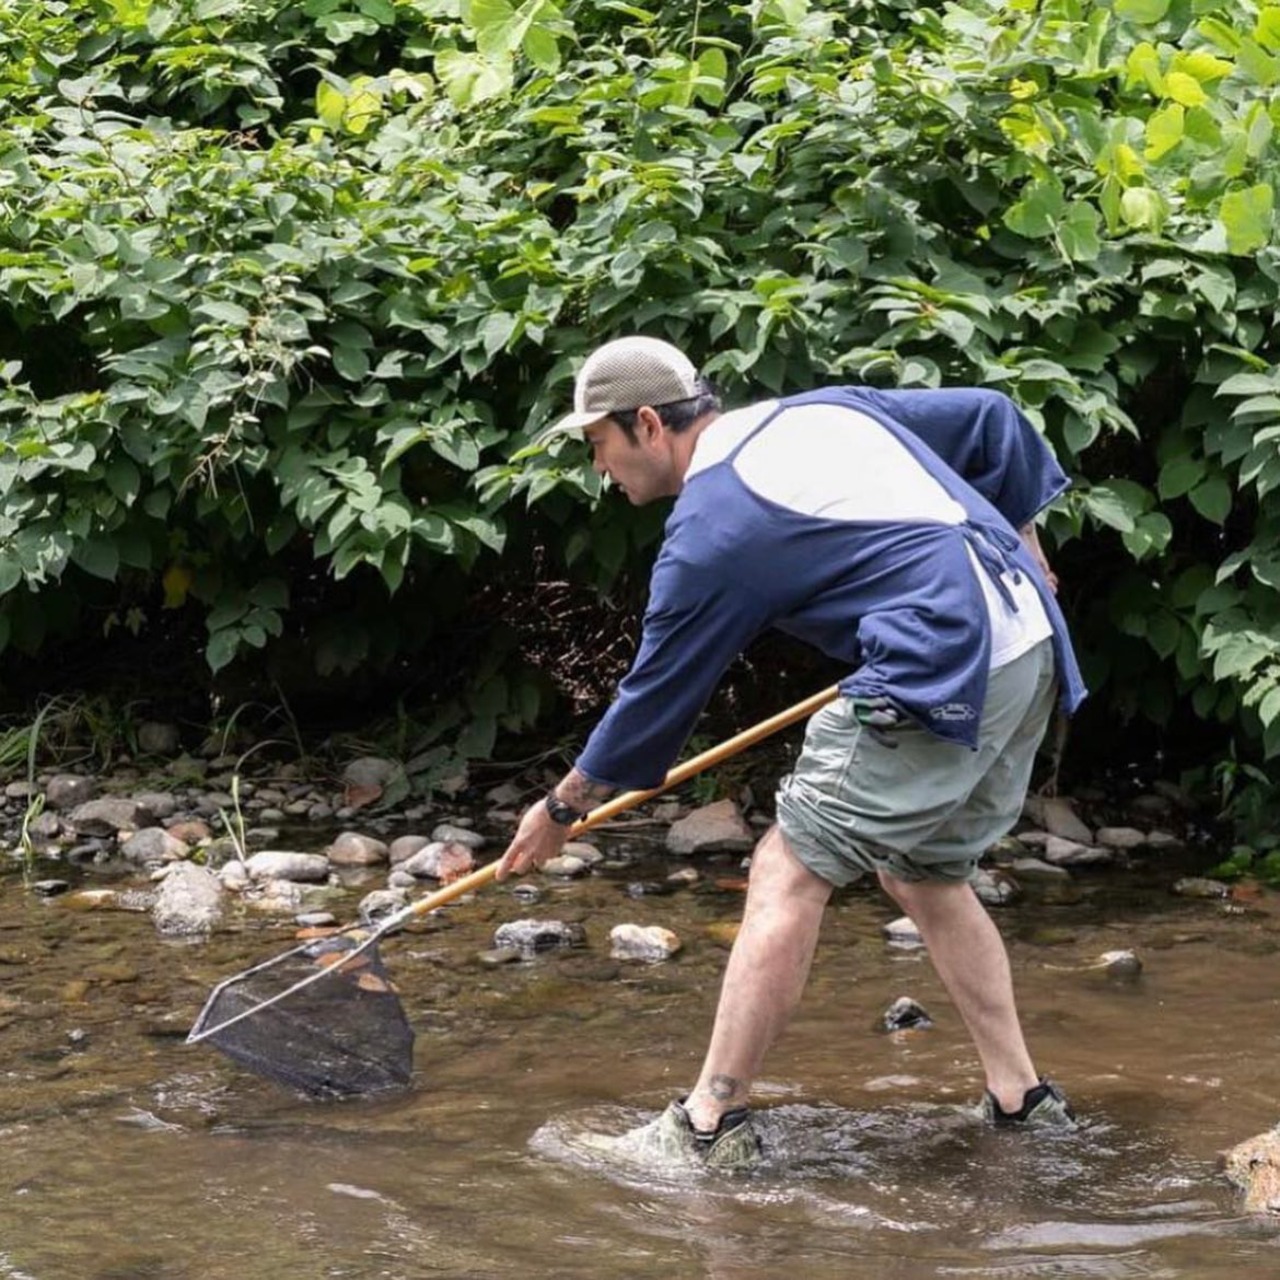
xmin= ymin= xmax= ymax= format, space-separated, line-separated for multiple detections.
xmin=610 ymin=378 xmax=721 ymax=442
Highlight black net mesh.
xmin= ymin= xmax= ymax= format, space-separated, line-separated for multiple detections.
xmin=190 ymin=934 xmax=415 ymax=1099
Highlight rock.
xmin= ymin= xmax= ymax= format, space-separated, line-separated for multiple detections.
xmin=219 ymin=861 xmax=250 ymax=891
xmin=492 ymin=918 xmax=586 ymax=956
xmin=389 ymin=835 xmax=432 ymax=865
xmin=152 ymin=863 xmax=224 ymax=936
xmin=1095 ymin=826 xmax=1148 ymax=851
xmin=119 ymin=828 xmax=190 ymax=865
xmin=1022 ymin=795 xmax=1094 ymax=844
xmin=132 ymin=791 xmax=179 ymax=821
xmin=485 ymin=781 xmax=524 ymax=806
xmin=973 ymin=867 xmax=1021 ymax=906
xmin=326 ymin=832 xmax=390 ymax=867
xmin=1222 ymin=1126 xmax=1280 ymax=1215
xmin=31 ymin=880 xmax=70 ymax=898
xmin=137 ymin=722 xmax=181 ymax=756
xmin=609 ymin=923 xmax=682 ymax=962
xmin=399 ymin=841 xmax=476 ymax=881
xmin=44 ymin=775 xmax=98 ymax=811
xmin=28 ymin=811 xmax=62 ymax=841
xmin=1010 ymin=856 xmax=1071 ymax=881
xmin=341 ymin=756 xmax=401 ymax=790
xmin=667 ymin=866 xmax=700 ymax=887
xmin=883 ymin=916 xmax=924 ymax=947
xmin=67 ymin=796 xmax=156 ymax=836
xmin=296 ymin=911 xmax=337 ymax=927
xmin=984 ymin=835 xmax=1028 ymax=865
xmin=307 ymin=803 xmax=334 ymax=822
xmin=879 ymin=996 xmax=933 ymax=1032
xmin=542 ymin=854 xmax=589 ymax=878
xmin=248 ymin=878 xmax=306 ymax=912
xmin=705 ymin=921 xmax=740 ymax=948
xmin=358 ymin=888 xmax=409 ymax=923
xmin=1146 ymin=830 xmax=1185 ymax=852
xmin=4 ymin=780 xmax=33 ymax=800
xmin=166 ymin=819 xmax=212 ymax=845
xmin=431 ymin=823 xmax=486 ymax=850
xmin=1173 ymin=876 xmax=1230 ymax=899
xmin=1043 ymin=836 xmax=1114 ymax=867
xmin=478 ymin=947 xmax=523 ymax=967
xmin=65 ymin=887 xmax=157 ymax=912
xmin=666 ymin=799 xmax=755 ymax=855
xmin=1095 ymin=949 xmax=1143 ymax=979
xmin=511 ymin=882 xmax=542 ymax=905
xmin=562 ymin=841 xmax=604 ymax=865
xmin=244 ymin=851 xmax=331 ymax=883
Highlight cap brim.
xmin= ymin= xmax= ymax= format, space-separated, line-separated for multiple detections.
xmin=534 ymin=408 xmax=608 ymax=445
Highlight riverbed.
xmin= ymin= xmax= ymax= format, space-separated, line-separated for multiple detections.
xmin=1 ymin=841 xmax=1278 ymax=1278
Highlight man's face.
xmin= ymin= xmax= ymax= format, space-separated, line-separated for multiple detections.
xmin=583 ymin=414 xmax=675 ymax=505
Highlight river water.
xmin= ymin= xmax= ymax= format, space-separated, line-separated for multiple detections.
xmin=1 ymin=839 xmax=1279 ymax=1279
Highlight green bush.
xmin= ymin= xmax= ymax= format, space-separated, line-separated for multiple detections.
xmin=2 ymin=0 xmax=1279 ymax=827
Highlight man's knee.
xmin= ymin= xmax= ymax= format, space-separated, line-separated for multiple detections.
xmin=749 ymin=826 xmax=833 ymax=906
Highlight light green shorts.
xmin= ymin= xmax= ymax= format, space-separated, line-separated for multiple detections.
xmin=775 ymin=639 xmax=1057 ymax=886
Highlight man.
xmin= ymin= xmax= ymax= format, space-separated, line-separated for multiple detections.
xmin=496 ymin=335 xmax=1086 ymax=1170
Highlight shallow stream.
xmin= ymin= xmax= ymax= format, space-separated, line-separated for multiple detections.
xmin=2 ymin=839 xmax=1279 ymax=1279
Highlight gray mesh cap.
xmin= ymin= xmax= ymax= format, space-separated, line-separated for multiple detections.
xmin=544 ymin=336 xmax=700 ymax=438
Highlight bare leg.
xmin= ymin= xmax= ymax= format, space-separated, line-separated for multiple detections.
xmin=878 ymin=870 xmax=1038 ymax=1111
xmin=683 ymin=826 xmax=833 ymax=1132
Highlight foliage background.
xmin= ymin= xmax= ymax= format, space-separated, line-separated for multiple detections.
xmin=1 ymin=0 xmax=1279 ymax=840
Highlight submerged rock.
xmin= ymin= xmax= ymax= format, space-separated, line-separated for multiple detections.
xmin=879 ymin=996 xmax=933 ymax=1032
xmin=1222 ymin=1126 xmax=1280 ymax=1215
xmin=492 ymin=918 xmax=586 ymax=956
xmin=883 ymin=916 xmax=924 ymax=948
xmin=67 ymin=797 xmax=157 ymax=837
xmin=1173 ymin=876 xmax=1230 ymax=899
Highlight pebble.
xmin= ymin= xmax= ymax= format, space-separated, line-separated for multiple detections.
xmin=31 ymin=880 xmax=70 ymax=897
xmin=883 ymin=916 xmax=924 ymax=948
xmin=879 ymin=996 xmax=933 ymax=1032
xmin=1173 ymin=876 xmax=1230 ymax=899
xmin=609 ymin=923 xmax=682 ymax=962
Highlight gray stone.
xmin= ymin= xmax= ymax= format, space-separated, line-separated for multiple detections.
xmin=245 ymin=851 xmax=331 ymax=883
xmin=562 ymin=841 xmax=604 ymax=865
xmin=1043 ymin=836 xmax=1115 ymax=867
xmin=390 ymin=835 xmax=432 ymax=865
xmin=431 ymin=823 xmax=486 ymax=850
xmin=295 ymin=911 xmax=337 ymax=927
xmin=1022 ymin=795 xmax=1094 ymax=844
xmin=666 ymin=799 xmax=755 ymax=856
xmin=511 ymin=882 xmax=542 ymax=905
xmin=492 ymin=918 xmax=586 ymax=956
xmin=44 ymin=775 xmax=98 ymax=811
xmin=219 ymin=861 xmax=250 ymax=891
xmin=152 ymin=863 xmax=224 ymax=936
xmin=883 ymin=915 xmax=924 ymax=947
xmin=31 ymin=879 xmax=70 ymax=898
xmin=542 ymin=854 xmax=589 ymax=878
xmin=4 ymin=780 xmax=33 ymax=800
xmin=307 ymin=803 xmax=334 ymax=822
xmin=609 ymin=923 xmax=682 ymax=962
xmin=398 ymin=841 xmax=474 ymax=880
xmin=137 ymin=722 xmax=182 ymax=756
xmin=1096 ymin=826 xmax=1148 ymax=850
xmin=132 ymin=791 xmax=178 ymax=821
xmin=119 ymin=827 xmax=190 ymax=864
xmin=68 ymin=796 xmax=157 ymax=836
xmin=973 ymin=867 xmax=1021 ymax=906
xmin=1010 ymin=856 xmax=1071 ymax=881
xmin=879 ymin=996 xmax=933 ymax=1032
xmin=359 ymin=887 xmax=410 ymax=923
xmin=387 ymin=870 xmax=417 ymax=890
xmin=1096 ymin=949 xmax=1143 ymax=979
xmin=341 ymin=756 xmax=402 ymax=790
xmin=28 ymin=811 xmax=62 ymax=840
xmin=327 ymin=831 xmax=390 ymax=866
xmin=1146 ymin=830 xmax=1185 ymax=852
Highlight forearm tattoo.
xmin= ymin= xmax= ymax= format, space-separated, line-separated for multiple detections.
xmin=555 ymin=768 xmax=614 ymax=812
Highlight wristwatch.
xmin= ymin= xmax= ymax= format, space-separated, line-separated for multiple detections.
xmin=544 ymin=793 xmax=584 ymax=826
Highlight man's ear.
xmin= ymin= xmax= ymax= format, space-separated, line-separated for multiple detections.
xmin=635 ymin=404 xmax=664 ymax=443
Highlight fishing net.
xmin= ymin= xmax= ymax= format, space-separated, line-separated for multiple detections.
xmin=188 ymin=931 xmax=415 ymax=1099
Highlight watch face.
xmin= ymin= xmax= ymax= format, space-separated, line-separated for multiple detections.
xmin=545 ymin=795 xmax=578 ymax=824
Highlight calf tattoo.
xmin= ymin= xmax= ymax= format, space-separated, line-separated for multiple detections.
xmin=708 ymin=1074 xmax=743 ymax=1101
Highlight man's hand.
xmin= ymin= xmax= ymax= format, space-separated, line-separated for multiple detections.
xmin=496 ymin=798 xmax=571 ymax=880
xmin=1018 ymin=522 xmax=1059 ymax=595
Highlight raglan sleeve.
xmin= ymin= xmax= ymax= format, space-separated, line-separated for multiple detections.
xmin=855 ymin=388 xmax=1070 ymax=528
xmin=574 ymin=544 xmax=771 ymax=792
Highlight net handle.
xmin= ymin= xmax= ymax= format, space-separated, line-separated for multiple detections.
xmin=387 ymin=683 xmax=841 ymax=927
